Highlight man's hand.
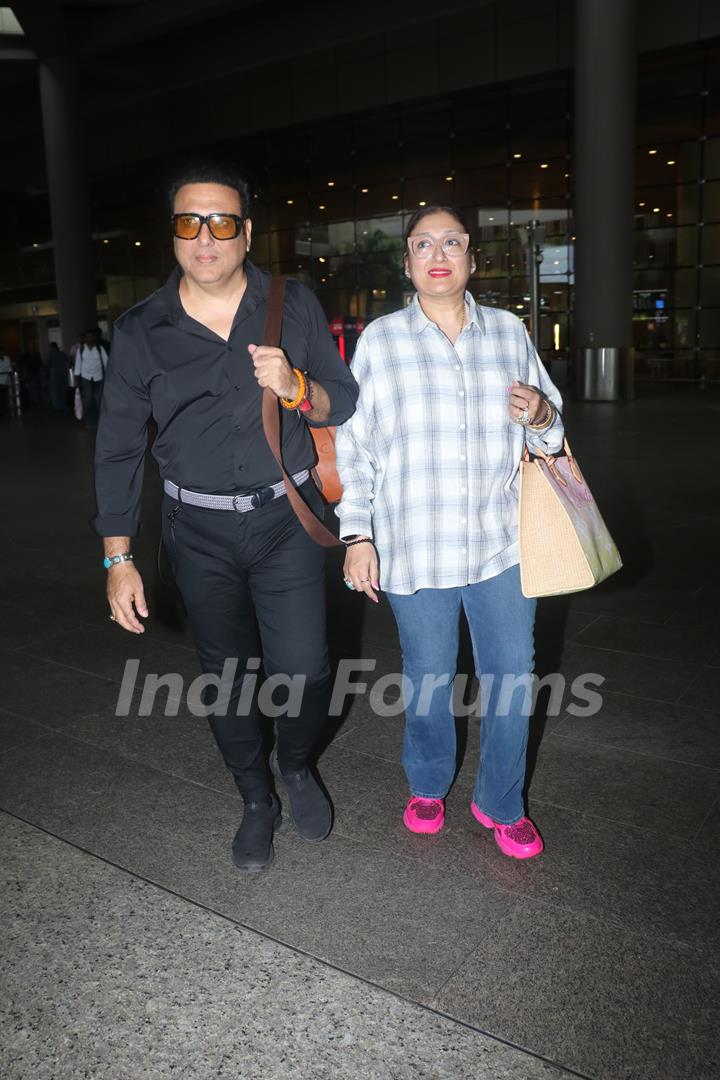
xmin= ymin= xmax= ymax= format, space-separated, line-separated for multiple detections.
xmin=107 ymin=563 xmax=149 ymax=634
xmin=248 ymin=344 xmax=298 ymax=400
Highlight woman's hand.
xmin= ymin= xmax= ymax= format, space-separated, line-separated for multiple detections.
xmin=508 ymin=380 xmax=545 ymax=425
xmin=343 ymin=540 xmax=380 ymax=603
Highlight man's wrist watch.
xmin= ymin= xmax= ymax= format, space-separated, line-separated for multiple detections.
xmin=103 ymin=552 xmax=134 ymax=570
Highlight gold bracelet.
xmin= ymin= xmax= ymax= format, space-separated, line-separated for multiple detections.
xmin=529 ymin=401 xmax=555 ymax=432
xmin=280 ymin=368 xmax=306 ymax=410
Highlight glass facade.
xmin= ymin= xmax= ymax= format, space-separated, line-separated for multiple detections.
xmin=3 ymin=38 xmax=720 ymax=382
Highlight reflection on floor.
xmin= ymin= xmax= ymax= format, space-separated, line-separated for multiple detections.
xmin=1 ymin=391 xmax=718 ymax=1080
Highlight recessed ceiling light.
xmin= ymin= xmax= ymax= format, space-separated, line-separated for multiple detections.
xmin=327 ymin=180 xmax=335 ymax=187
xmin=134 ymin=241 xmax=141 ymax=247
xmin=513 ymin=153 xmax=522 ymax=159
xmin=444 ymin=175 xmax=453 ymax=181
xmin=540 ymin=163 xmax=549 ymax=169
xmin=360 ymin=187 xmax=369 ymax=193
xmin=667 ymin=160 xmax=676 ymax=165
xmin=648 ymin=149 xmax=657 ymax=155
xmin=418 ymin=201 xmax=426 ymax=206
xmin=287 ymin=199 xmax=294 ymax=205
xmin=391 ymin=194 xmax=399 ymax=200
xmin=318 ymin=204 xmax=326 ymax=210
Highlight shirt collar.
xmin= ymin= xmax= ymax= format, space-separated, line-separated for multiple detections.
xmin=406 ymin=290 xmax=486 ymax=335
xmin=149 ymin=259 xmax=267 ymax=328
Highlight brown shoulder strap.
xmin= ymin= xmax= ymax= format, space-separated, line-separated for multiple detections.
xmin=261 ymin=276 xmax=341 ymax=548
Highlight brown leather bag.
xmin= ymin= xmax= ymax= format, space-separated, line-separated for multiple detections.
xmin=261 ymin=276 xmax=342 ymax=548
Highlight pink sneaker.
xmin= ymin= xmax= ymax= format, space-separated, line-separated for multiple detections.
xmin=403 ymin=797 xmax=445 ymax=835
xmin=470 ymin=801 xmax=544 ymax=859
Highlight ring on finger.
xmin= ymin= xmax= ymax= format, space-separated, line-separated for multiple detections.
xmin=343 ymin=578 xmax=355 ymax=590
xmin=516 ymin=407 xmax=530 ymax=424
xmin=109 ymin=615 xmax=116 ymax=622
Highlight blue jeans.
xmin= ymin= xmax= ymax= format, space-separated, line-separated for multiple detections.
xmin=387 ymin=565 xmax=537 ymax=825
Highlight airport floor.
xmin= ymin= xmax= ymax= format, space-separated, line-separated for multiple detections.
xmin=1 ymin=388 xmax=718 ymax=1080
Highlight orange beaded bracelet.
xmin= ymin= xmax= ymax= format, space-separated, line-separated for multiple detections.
xmin=280 ymin=368 xmax=306 ymax=410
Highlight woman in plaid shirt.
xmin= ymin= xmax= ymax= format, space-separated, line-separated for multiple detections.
xmin=335 ymin=206 xmax=564 ymax=859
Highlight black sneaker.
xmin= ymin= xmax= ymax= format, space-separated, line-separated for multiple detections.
xmin=231 ymin=794 xmax=282 ymax=871
xmin=270 ymin=747 xmax=332 ymax=842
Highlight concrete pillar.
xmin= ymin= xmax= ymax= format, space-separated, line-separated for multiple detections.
xmin=574 ymin=0 xmax=637 ymax=400
xmin=38 ymin=56 xmax=96 ymax=352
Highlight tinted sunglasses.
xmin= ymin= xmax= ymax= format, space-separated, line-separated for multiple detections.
xmin=172 ymin=212 xmax=245 ymax=240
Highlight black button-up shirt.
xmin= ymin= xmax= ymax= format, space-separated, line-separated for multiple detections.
xmin=93 ymin=261 xmax=358 ymax=537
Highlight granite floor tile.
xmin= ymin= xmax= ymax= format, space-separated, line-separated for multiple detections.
xmin=566 ymin=580 xmax=692 ymax=625
xmin=0 ymin=651 xmax=122 ymax=723
xmin=432 ymin=901 xmax=720 ymax=1080
xmin=667 ymin=586 xmax=720 ymax=633
xmin=0 ymin=734 xmax=520 ymax=999
xmin=0 ymin=708 xmax=52 ymax=754
xmin=529 ymin=731 xmax=720 ymax=838
xmin=555 ymin=642 xmax=699 ymax=703
xmin=18 ymin=620 xmax=201 ymax=687
xmin=677 ymin=666 xmax=720 ymax=711
xmin=61 ymin=705 xmax=236 ymax=794
xmin=0 ymin=814 xmax=568 ymax=1080
xmin=573 ymin=615 xmax=719 ymax=665
xmin=554 ymin=690 xmax=720 ymax=768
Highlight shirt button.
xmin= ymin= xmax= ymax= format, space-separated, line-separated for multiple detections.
xmin=455 ymin=364 xmax=461 ymax=370
xmin=459 ymin=424 xmax=466 ymax=431
xmin=460 ymin=454 xmax=466 ymax=461
xmin=234 ymin=385 xmax=241 ymax=390
xmin=461 ymin=548 xmax=467 ymax=554
xmin=460 ymin=517 xmax=467 ymax=523
xmin=458 ymin=390 xmax=465 ymax=397
xmin=238 ymin=465 xmax=244 ymax=471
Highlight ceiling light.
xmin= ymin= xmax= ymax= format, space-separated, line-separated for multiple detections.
xmin=540 ymin=163 xmax=549 ymax=169
xmin=360 ymin=187 xmax=369 ymax=193
xmin=391 ymin=194 xmax=399 ymax=200
xmin=652 ymin=207 xmax=660 ymax=212
xmin=667 ymin=160 xmax=676 ymax=165
xmin=134 ymin=241 xmax=141 ymax=247
xmin=488 ymin=216 xmax=494 ymax=221
xmin=103 ymin=239 xmax=110 ymax=245
xmin=445 ymin=175 xmax=453 ymax=181
xmin=648 ymin=149 xmax=657 ymax=155
xmin=639 ymin=201 xmax=646 ymax=207
xmin=318 ymin=204 xmax=326 ymax=210
xmin=32 ymin=242 xmax=38 ymax=248
xmin=418 ymin=201 xmax=426 ymax=206
xmin=666 ymin=212 xmax=673 ymax=218
xmin=286 ymin=199 xmax=294 ymax=205
xmin=327 ymin=181 xmax=335 ymax=187
xmin=318 ymin=256 xmax=326 ymax=263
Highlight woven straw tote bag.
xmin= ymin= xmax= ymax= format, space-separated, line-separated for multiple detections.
xmin=518 ymin=438 xmax=622 ymax=598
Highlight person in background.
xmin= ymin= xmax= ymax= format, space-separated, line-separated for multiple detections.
xmin=74 ymin=328 xmax=108 ymax=427
xmin=21 ymin=344 xmax=42 ymax=407
xmin=47 ymin=341 xmax=70 ymax=411
xmin=335 ymin=205 xmax=564 ymax=860
xmin=0 ymin=347 xmax=12 ymax=418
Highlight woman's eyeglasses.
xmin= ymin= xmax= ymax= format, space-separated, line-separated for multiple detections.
xmin=408 ymin=232 xmax=470 ymax=258
xmin=172 ymin=213 xmax=245 ymax=240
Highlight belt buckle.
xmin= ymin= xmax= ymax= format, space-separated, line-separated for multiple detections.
xmin=232 ymin=493 xmax=247 ymax=512
xmin=250 ymin=485 xmax=275 ymax=509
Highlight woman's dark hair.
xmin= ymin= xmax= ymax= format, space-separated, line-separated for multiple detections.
xmin=403 ymin=205 xmax=473 ymax=245
xmin=168 ymin=163 xmax=251 ymax=218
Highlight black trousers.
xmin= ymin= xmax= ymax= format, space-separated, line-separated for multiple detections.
xmin=162 ymin=481 xmax=331 ymax=800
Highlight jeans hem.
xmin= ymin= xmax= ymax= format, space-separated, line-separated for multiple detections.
xmin=411 ymin=790 xmax=448 ymax=800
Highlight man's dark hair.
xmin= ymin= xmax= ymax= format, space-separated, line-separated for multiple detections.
xmin=403 ymin=205 xmax=472 ymax=246
xmin=168 ymin=164 xmax=251 ymax=217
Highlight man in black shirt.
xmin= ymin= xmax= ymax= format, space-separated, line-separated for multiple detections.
xmin=94 ymin=165 xmax=358 ymax=871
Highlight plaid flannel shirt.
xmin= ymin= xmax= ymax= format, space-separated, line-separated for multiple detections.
xmin=335 ymin=293 xmax=564 ymax=595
